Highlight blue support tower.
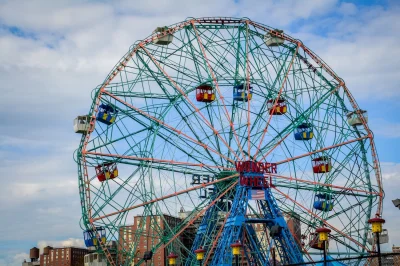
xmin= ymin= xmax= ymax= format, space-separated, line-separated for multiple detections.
xmin=185 ymin=185 xmax=232 ymax=266
xmin=243 ymin=220 xmax=268 ymax=265
xmin=185 ymin=201 xmax=219 ymax=265
xmin=209 ymin=163 xmax=304 ymax=265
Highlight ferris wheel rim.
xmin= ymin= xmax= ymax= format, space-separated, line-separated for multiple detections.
xmin=76 ymin=17 xmax=383 ymax=264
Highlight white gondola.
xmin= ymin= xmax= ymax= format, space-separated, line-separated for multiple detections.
xmin=84 ymin=241 xmax=117 ymax=266
xmin=84 ymin=253 xmax=107 ymax=266
xmin=347 ymin=110 xmax=368 ymax=126
xmin=367 ymin=229 xmax=389 ymax=245
xmin=264 ymin=29 xmax=285 ymax=47
xmin=153 ymin=26 xmax=174 ymax=45
xmin=74 ymin=115 xmax=91 ymax=134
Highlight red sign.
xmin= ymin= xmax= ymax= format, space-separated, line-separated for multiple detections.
xmin=239 ymin=175 xmax=271 ymax=188
xmin=235 ymin=161 xmax=276 ymax=188
xmin=235 ymin=161 xmax=277 ymax=174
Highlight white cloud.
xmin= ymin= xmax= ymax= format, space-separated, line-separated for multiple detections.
xmin=37 ymin=207 xmax=63 ymax=215
xmin=12 ymin=253 xmax=29 ymax=265
xmin=294 ymin=5 xmax=400 ymax=100
xmin=0 ymin=0 xmax=399 ymax=262
xmin=381 ymin=162 xmax=400 ymax=180
xmin=0 ymin=252 xmax=30 ymax=266
xmin=380 ymin=162 xmax=400 ymax=250
xmin=0 ymin=1 xmax=112 ymax=32
xmin=6 ymin=181 xmax=75 ymax=200
xmin=0 ymin=150 xmax=83 ymax=244
xmin=0 ymin=154 xmax=78 ymax=206
xmin=37 ymin=238 xmax=85 ymax=251
xmin=0 ymin=135 xmax=49 ymax=148
xmin=236 ymin=0 xmax=338 ymax=26
xmin=372 ymin=120 xmax=400 ymax=139
xmin=338 ymin=2 xmax=358 ymax=16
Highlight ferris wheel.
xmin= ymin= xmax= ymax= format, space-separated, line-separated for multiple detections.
xmin=74 ymin=17 xmax=383 ymax=265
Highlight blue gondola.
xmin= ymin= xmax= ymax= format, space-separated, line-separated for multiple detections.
xmin=233 ymin=83 xmax=253 ymax=101
xmin=97 ymin=104 xmax=118 ymax=125
xmin=294 ymin=123 xmax=313 ymax=140
xmin=313 ymin=193 xmax=334 ymax=212
xmin=83 ymin=227 xmax=106 ymax=247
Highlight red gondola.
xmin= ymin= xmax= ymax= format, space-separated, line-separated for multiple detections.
xmin=196 ymin=84 xmax=215 ymax=102
xmin=267 ymin=98 xmax=287 ymax=115
xmin=312 ymin=156 xmax=332 ymax=173
xmin=95 ymin=163 xmax=118 ymax=182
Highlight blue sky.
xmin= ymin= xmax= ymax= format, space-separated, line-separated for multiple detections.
xmin=0 ymin=0 xmax=399 ymax=265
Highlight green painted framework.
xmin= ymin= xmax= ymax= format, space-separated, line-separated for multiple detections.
xmin=74 ymin=17 xmax=382 ymax=266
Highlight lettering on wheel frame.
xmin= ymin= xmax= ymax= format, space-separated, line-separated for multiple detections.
xmin=191 ymin=174 xmax=215 ymax=198
xmin=235 ymin=161 xmax=277 ymax=188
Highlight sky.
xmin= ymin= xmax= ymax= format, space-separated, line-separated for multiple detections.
xmin=0 ymin=0 xmax=399 ymax=265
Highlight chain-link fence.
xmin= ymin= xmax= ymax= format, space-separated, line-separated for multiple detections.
xmin=286 ymin=253 xmax=400 ymax=266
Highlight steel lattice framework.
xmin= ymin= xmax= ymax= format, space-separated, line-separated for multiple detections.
xmin=75 ymin=17 xmax=383 ymax=266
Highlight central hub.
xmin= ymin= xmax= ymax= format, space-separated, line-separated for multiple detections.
xmin=235 ymin=161 xmax=277 ymax=188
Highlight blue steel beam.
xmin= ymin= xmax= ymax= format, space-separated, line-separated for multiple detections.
xmin=209 ymin=170 xmax=304 ymax=265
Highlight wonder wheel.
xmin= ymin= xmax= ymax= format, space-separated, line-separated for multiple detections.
xmin=74 ymin=17 xmax=383 ymax=266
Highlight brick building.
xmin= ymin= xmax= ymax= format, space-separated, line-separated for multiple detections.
xmin=119 ymin=214 xmax=183 ymax=266
xmin=285 ymin=212 xmax=302 ymax=246
xmin=118 ymin=224 xmax=135 ymax=263
xmin=370 ymin=254 xmax=400 ymax=266
xmin=366 ymin=245 xmax=400 ymax=266
xmin=39 ymin=246 xmax=89 ymax=266
xmin=116 ymin=210 xmax=301 ymax=265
